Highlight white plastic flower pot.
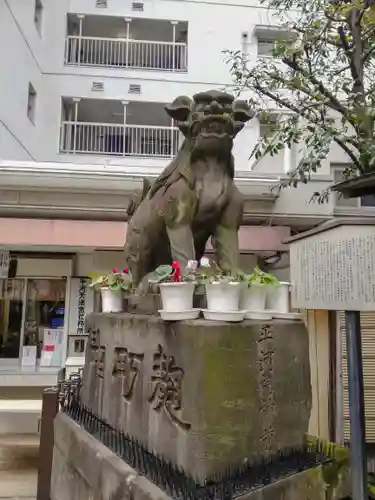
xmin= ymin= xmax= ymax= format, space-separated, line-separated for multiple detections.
xmin=242 ymin=284 xmax=268 ymax=312
xmin=101 ymin=287 xmax=123 ymax=313
xmin=159 ymin=282 xmax=195 ymax=312
xmin=266 ymin=282 xmax=290 ymax=314
xmin=205 ymin=282 xmax=241 ymax=312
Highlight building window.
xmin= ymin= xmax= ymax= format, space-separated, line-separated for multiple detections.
xmin=27 ymin=83 xmax=37 ymax=124
xmin=34 ymin=0 xmax=43 ymax=35
xmin=0 ymin=280 xmax=25 ymax=358
xmin=333 ymin=167 xmax=375 ymax=208
xmin=257 ymin=38 xmax=276 ymax=57
xmin=259 ymin=114 xmax=278 ymax=138
xmin=0 ymin=278 xmax=67 ymax=362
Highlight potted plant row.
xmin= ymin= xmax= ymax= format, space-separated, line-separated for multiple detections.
xmin=88 ymin=260 xmax=293 ymax=321
xmin=151 ymin=258 xmax=293 ymax=322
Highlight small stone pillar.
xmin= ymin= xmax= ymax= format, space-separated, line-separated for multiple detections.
xmin=81 ymin=313 xmax=312 ymax=483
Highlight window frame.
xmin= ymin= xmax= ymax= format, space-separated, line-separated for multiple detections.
xmin=0 ymin=277 xmax=68 ymax=365
xmin=333 ymin=166 xmax=375 ymax=208
xmin=257 ymin=38 xmax=276 ymax=58
xmin=259 ymin=113 xmax=279 ymax=138
xmin=34 ymin=0 xmax=43 ymax=36
xmin=27 ymin=83 xmax=37 ymax=125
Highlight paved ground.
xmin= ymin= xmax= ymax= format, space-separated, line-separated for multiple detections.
xmin=0 ymin=470 xmax=37 ymax=498
xmin=0 ymin=434 xmax=38 ymax=499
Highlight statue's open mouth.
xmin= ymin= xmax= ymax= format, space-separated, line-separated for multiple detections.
xmin=192 ymin=115 xmax=235 ymax=140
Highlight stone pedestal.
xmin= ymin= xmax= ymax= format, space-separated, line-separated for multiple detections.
xmin=82 ymin=313 xmax=312 ymax=482
xmin=51 ymin=413 xmax=350 ymax=500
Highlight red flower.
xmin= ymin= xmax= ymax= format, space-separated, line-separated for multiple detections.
xmin=122 ymin=268 xmax=129 ymax=274
xmin=171 ymin=260 xmax=181 ymax=282
xmin=112 ymin=267 xmax=118 ymax=273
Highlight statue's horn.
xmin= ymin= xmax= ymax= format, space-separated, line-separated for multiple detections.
xmin=232 ymin=100 xmax=254 ymax=123
xmin=165 ymin=96 xmax=193 ymax=122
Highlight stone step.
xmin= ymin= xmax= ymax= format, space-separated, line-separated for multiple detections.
xmin=0 ymin=469 xmax=37 ymax=498
xmin=0 ymin=435 xmax=38 ymax=498
xmin=0 ymin=434 xmax=39 ymax=471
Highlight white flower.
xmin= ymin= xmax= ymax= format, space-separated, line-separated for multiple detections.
xmin=187 ymin=260 xmax=198 ymax=271
xmin=200 ymin=257 xmax=210 ymax=268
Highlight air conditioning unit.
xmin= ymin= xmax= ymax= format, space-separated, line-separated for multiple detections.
xmin=128 ymin=84 xmax=141 ymax=94
xmin=131 ymin=2 xmax=144 ymax=11
xmin=92 ymin=81 xmax=104 ymax=91
xmin=96 ymin=0 xmax=107 ymax=7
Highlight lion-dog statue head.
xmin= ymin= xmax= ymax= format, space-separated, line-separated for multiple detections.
xmin=143 ymin=90 xmax=253 ymax=200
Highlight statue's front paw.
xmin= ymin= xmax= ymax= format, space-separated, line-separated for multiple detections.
xmin=136 ymin=280 xmax=149 ymax=297
xmin=136 ymin=275 xmax=159 ymax=296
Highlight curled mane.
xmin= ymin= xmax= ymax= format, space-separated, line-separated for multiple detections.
xmin=148 ymin=139 xmax=194 ymax=198
xmin=148 ymin=139 xmax=235 ymax=199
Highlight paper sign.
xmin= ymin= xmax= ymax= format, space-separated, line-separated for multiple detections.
xmin=0 ymin=251 xmax=10 ymax=278
xmin=40 ymin=348 xmax=54 ymax=367
xmin=40 ymin=328 xmax=64 ymax=367
xmin=21 ymin=346 xmax=37 ymax=367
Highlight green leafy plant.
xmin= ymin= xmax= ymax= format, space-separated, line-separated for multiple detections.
xmin=245 ymin=266 xmax=279 ymax=287
xmin=368 ymin=472 xmax=375 ymax=499
xmin=151 ymin=264 xmax=174 ymax=283
xmin=89 ymin=268 xmax=133 ymax=292
xmin=225 ymin=0 xmax=375 ymax=202
xmin=195 ymin=258 xmax=244 ymax=284
xmin=149 ymin=260 xmax=197 ymax=284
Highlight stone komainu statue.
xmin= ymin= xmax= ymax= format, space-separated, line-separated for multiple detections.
xmin=124 ymin=89 xmax=253 ymax=286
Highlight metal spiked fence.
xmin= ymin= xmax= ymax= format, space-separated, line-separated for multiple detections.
xmin=60 ymin=370 xmax=333 ymax=500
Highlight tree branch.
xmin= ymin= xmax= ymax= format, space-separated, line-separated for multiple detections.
xmin=362 ymin=44 xmax=375 ymax=63
xmin=337 ymin=25 xmax=361 ymax=83
xmin=362 ymin=23 xmax=375 ymax=40
xmin=252 ymin=81 xmax=362 ymax=172
xmin=356 ymin=0 xmax=371 ymax=26
xmin=333 ymin=137 xmax=363 ymax=172
xmin=253 ymin=83 xmax=304 ymax=115
xmin=281 ymin=56 xmax=353 ymax=120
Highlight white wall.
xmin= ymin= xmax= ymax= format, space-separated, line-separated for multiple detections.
xmin=0 ymin=0 xmax=44 ymax=160
xmin=0 ymin=122 xmax=33 ymax=160
xmin=0 ymin=0 xmax=351 ymax=177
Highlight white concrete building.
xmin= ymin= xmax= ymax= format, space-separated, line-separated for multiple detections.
xmin=0 ymin=0 xmax=374 ymax=437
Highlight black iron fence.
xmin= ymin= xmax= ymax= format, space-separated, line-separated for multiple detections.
xmin=60 ymin=370 xmax=334 ymax=500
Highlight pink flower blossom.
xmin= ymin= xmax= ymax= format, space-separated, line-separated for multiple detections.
xmin=171 ymin=260 xmax=181 ymax=282
xmin=187 ymin=260 xmax=198 ymax=271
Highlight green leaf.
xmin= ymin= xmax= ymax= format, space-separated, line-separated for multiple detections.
xmin=107 ymin=276 xmax=117 ymax=287
xmin=149 ymin=264 xmax=173 ymax=283
xmin=109 ymin=283 xmax=122 ymax=291
xmin=155 ymin=264 xmax=173 ymax=276
xmin=224 ymin=0 xmax=371 ymax=199
xmin=88 ymin=272 xmax=102 ymax=279
xmin=247 ymin=266 xmax=279 ymax=286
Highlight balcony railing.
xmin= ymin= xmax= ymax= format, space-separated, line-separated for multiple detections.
xmin=60 ymin=122 xmax=180 ymax=157
xmin=65 ymin=35 xmax=188 ymax=71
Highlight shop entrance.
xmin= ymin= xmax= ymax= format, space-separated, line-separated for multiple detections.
xmin=0 ymin=278 xmax=67 ymax=365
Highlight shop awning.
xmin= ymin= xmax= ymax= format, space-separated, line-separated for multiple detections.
xmin=0 ymin=218 xmax=290 ymax=252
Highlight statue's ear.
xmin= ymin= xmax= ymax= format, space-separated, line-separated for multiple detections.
xmin=232 ymin=100 xmax=254 ymax=123
xmin=165 ymin=96 xmax=193 ymax=122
